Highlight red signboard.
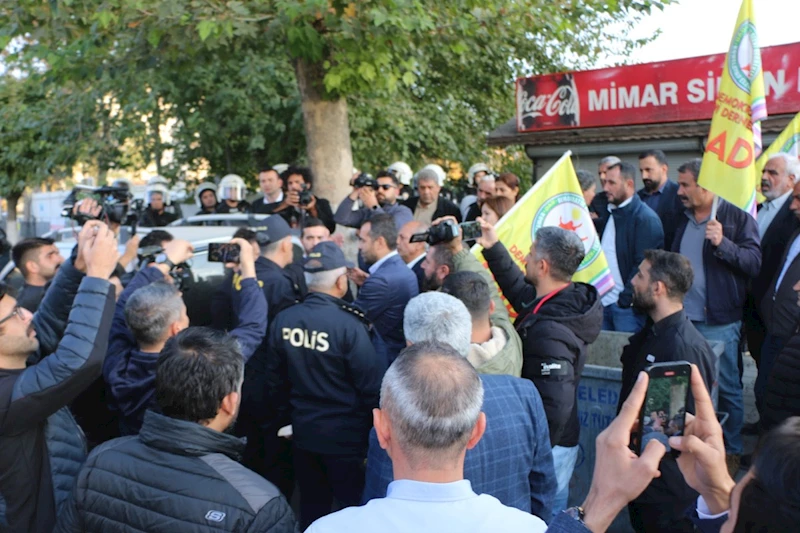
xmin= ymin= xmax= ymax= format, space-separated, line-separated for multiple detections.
xmin=516 ymin=42 xmax=800 ymax=132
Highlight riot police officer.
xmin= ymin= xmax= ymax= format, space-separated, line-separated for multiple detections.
xmin=265 ymin=241 xmax=387 ymax=530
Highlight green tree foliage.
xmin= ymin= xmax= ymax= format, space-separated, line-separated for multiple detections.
xmin=0 ymin=74 xmax=88 ymax=232
xmin=1 ymin=1 xmax=668 ymax=189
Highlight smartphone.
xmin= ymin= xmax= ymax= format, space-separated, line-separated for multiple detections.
xmin=460 ymin=221 xmax=483 ymax=240
xmin=208 ymin=243 xmax=241 ymax=263
xmin=630 ymin=361 xmax=691 ymax=456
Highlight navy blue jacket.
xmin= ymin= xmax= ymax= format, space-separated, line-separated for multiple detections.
xmin=264 ymin=292 xmax=387 ymax=456
xmin=608 ymin=194 xmax=664 ymax=308
xmin=212 ymin=256 xmax=304 ymax=330
xmin=637 ymin=179 xmax=685 ymax=250
xmin=355 ymin=253 xmax=419 ymax=361
xmin=54 ymin=411 xmax=296 ymax=533
xmin=672 ymin=199 xmax=762 ymax=325
xmin=106 ymin=266 xmax=266 ymax=435
xmin=363 ymin=374 xmax=556 ymax=521
xmin=0 ymin=261 xmax=114 ymax=532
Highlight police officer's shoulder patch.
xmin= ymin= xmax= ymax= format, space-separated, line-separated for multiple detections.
xmin=340 ymin=303 xmax=373 ymax=330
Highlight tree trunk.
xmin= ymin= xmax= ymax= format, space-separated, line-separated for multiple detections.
xmin=5 ymin=192 xmax=21 ymax=245
xmin=294 ymin=59 xmax=353 ymax=206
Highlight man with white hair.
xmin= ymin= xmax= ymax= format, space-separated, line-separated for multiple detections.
xmin=362 ymin=291 xmax=556 ymax=521
xmin=403 ymin=167 xmax=462 ymax=225
xmin=266 ymin=241 xmax=387 ymax=529
xmin=758 ymin=168 xmax=800 ymax=419
xmin=308 ymin=341 xmax=547 ymax=533
xmin=744 ymin=153 xmax=800 ymax=387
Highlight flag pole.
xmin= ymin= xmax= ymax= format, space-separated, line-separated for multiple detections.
xmin=711 ymin=195 xmax=719 ymax=220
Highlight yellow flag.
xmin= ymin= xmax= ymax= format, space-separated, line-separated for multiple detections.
xmin=472 ymin=152 xmax=615 ymax=310
xmin=756 ymin=111 xmax=800 ymax=168
xmin=698 ymin=0 xmax=767 ymax=216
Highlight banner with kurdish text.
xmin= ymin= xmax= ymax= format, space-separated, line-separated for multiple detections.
xmin=697 ymin=0 xmax=767 ymax=217
xmin=471 ymin=152 xmax=615 ymax=306
xmin=756 ymin=111 xmax=800 ymax=168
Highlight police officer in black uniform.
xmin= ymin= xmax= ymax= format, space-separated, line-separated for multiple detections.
xmin=265 ymin=241 xmax=388 ymax=529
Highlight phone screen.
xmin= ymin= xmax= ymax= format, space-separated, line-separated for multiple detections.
xmin=460 ymin=221 xmax=482 ymax=241
xmin=208 ymin=243 xmax=240 ymax=263
xmin=631 ymin=362 xmax=690 ymax=454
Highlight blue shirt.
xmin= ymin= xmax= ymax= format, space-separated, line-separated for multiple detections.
xmin=640 ymin=181 xmax=668 ymax=212
xmin=307 ymin=479 xmax=547 ymax=533
xmin=362 ymin=374 xmax=556 ymax=519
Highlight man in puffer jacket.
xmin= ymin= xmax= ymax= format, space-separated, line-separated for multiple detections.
xmin=55 ymin=327 xmax=297 ymax=533
xmin=0 ymin=222 xmax=119 ymax=532
xmin=479 ymin=223 xmax=603 ymax=519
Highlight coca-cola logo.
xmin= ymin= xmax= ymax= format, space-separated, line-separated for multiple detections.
xmin=517 ymin=75 xmax=581 ymax=130
xmin=520 ymin=85 xmax=579 ymax=120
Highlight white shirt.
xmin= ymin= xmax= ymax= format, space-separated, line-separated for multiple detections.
xmin=368 ymin=250 xmax=399 ymax=275
xmin=757 ymin=189 xmax=791 ymax=238
xmin=264 ymin=190 xmax=284 ymax=204
xmin=600 ymin=196 xmax=633 ymax=307
xmin=306 ymin=479 xmax=547 ymax=533
xmin=406 ymin=253 xmax=426 ymax=270
xmin=775 ymin=233 xmax=800 ymax=291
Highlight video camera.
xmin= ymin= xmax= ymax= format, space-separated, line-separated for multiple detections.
xmin=410 ymin=219 xmax=460 ymax=245
xmin=61 ymin=185 xmax=142 ymax=228
xmin=353 ymin=172 xmax=378 ymax=190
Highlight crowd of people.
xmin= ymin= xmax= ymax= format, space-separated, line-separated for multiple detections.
xmin=2 ymin=151 xmax=800 ymax=533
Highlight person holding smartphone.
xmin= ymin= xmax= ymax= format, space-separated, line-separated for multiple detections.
xmin=620 ymin=249 xmax=717 ymax=533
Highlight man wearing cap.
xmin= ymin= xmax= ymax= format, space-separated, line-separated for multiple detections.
xmin=264 ymin=241 xmax=387 ymax=529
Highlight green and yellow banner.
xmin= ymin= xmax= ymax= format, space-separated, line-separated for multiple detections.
xmin=698 ymin=0 xmax=767 ymax=216
xmin=471 ymin=152 xmax=614 ymax=316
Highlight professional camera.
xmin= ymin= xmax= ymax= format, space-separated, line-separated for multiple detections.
xmin=353 ymin=172 xmax=378 ymax=190
xmin=298 ymin=183 xmax=314 ymax=206
xmin=61 ymin=185 xmax=136 ymax=226
xmin=409 ymin=219 xmax=460 ymax=245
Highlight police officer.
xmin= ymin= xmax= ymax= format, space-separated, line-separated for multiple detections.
xmin=266 ymin=241 xmax=387 ymax=530
xmin=211 ymin=216 xmax=305 ymax=330
xmin=221 ymin=218 xmax=306 ymax=501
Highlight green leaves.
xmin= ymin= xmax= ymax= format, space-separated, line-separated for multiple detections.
xmin=197 ymin=20 xmax=216 ymax=41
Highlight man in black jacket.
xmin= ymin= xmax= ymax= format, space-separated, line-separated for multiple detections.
xmin=266 ymin=241 xmax=387 ymax=529
xmin=55 ymin=327 xmax=296 ymax=533
xmin=757 ymin=176 xmax=800 ymax=416
xmin=620 ymin=249 xmax=716 ymax=533
xmin=270 ymin=166 xmax=336 ymax=233
xmin=637 ymin=149 xmax=684 ymax=250
xmin=403 ymin=167 xmax=462 ymax=224
xmin=477 ymin=222 xmax=603 ymax=518
xmin=0 ymin=222 xmax=118 ymax=532
xmin=762 ymin=279 xmax=800 ymax=431
xmin=746 ymin=154 xmax=799 ymax=373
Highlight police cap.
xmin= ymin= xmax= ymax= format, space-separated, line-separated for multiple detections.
xmin=304 ymin=241 xmax=353 ymax=273
xmin=254 ymin=215 xmax=292 ymax=245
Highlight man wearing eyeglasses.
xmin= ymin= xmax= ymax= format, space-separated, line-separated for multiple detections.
xmin=0 ymin=222 xmax=120 ymax=532
xmin=334 ymin=170 xmax=413 ymax=230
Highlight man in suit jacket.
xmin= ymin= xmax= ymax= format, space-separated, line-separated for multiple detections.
xmin=354 ymin=214 xmax=419 ymax=361
xmin=396 ymin=220 xmax=427 ymax=293
xmin=362 ymin=292 xmax=556 ymax=521
xmin=637 ymin=149 xmax=684 ymax=250
xmin=746 ymin=153 xmax=799 ymax=370
xmin=403 ymin=167 xmax=462 ymax=224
